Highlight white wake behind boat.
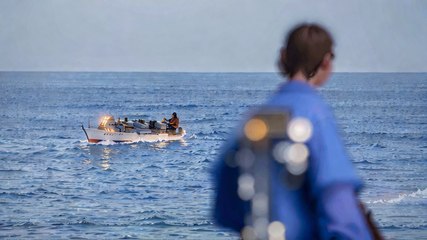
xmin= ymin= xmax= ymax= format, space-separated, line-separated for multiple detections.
xmin=82 ymin=116 xmax=185 ymax=143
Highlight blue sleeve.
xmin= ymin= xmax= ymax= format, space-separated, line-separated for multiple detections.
xmin=318 ymin=184 xmax=372 ymax=240
xmin=212 ymin=140 xmax=247 ymax=232
xmin=307 ymin=110 xmax=363 ymax=197
xmin=307 ymin=106 xmax=370 ymax=238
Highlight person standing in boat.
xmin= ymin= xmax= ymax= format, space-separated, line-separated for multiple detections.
xmin=213 ymin=23 xmax=377 ymax=239
xmin=166 ymin=112 xmax=179 ymax=131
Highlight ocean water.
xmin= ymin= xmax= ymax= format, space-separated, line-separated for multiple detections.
xmin=0 ymin=72 xmax=426 ymax=239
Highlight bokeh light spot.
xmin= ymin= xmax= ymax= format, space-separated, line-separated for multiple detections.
xmin=238 ymin=174 xmax=255 ymax=200
xmin=244 ymin=118 xmax=268 ymax=142
xmin=268 ymin=221 xmax=286 ymax=240
xmin=273 ymin=141 xmax=291 ymax=164
xmin=254 ymin=217 xmax=269 ymax=239
xmin=285 ymin=143 xmax=309 ymax=175
xmin=252 ymin=193 xmax=269 ymax=217
xmin=236 ymin=148 xmax=255 ymax=169
xmin=288 ymin=117 xmax=313 ymax=143
xmin=241 ymin=226 xmax=256 ymax=240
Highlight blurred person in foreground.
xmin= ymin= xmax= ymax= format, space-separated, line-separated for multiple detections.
xmin=213 ymin=23 xmax=375 ymax=239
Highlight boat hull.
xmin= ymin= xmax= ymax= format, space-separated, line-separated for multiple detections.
xmin=82 ymin=126 xmax=185 ymax=143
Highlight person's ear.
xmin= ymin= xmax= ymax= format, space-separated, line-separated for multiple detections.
xmin=320 ymin=53 xmax=333 ymax=70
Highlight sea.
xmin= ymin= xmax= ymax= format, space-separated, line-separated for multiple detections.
xmin=0 ymin=72 xmax=426 ymax=239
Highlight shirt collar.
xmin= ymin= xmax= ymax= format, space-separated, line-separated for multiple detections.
xmin=276 ymin=79 xmax=318 ymax=94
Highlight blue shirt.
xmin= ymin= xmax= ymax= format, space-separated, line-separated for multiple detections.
xmin=213 ymin=80 xmax=372 ymax=239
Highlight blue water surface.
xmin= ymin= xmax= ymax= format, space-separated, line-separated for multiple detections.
xmin=0 ymin=72 xmax=426 ymax=239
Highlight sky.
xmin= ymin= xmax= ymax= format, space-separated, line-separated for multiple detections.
xmin=0 ymin=0 xmax=426 ymax=72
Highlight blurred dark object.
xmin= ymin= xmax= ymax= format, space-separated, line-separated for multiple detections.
xmin=359 ymin=201 xmax=384 ymax=240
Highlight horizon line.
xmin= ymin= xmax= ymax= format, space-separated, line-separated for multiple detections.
xmin=1 ymin=70 xmax=426 ymax=74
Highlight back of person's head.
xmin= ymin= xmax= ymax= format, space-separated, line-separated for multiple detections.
xmin=172 ymin=112 xmax=177 ymax=117
xmin=278 ymin=23 xmax=334 ymax=79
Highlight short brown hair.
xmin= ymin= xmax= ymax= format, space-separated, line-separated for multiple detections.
xmin=278 ymin=23 xmax=334 ymax=79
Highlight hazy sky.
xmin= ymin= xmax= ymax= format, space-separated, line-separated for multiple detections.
xmin=0 ymin=0 xmax=426 ymax=72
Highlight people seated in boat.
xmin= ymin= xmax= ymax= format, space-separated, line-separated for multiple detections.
xmin=166 ymin=112 xmax=179 ymax=131
xmin=116 ymin=118 xmax=124 ymax=132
